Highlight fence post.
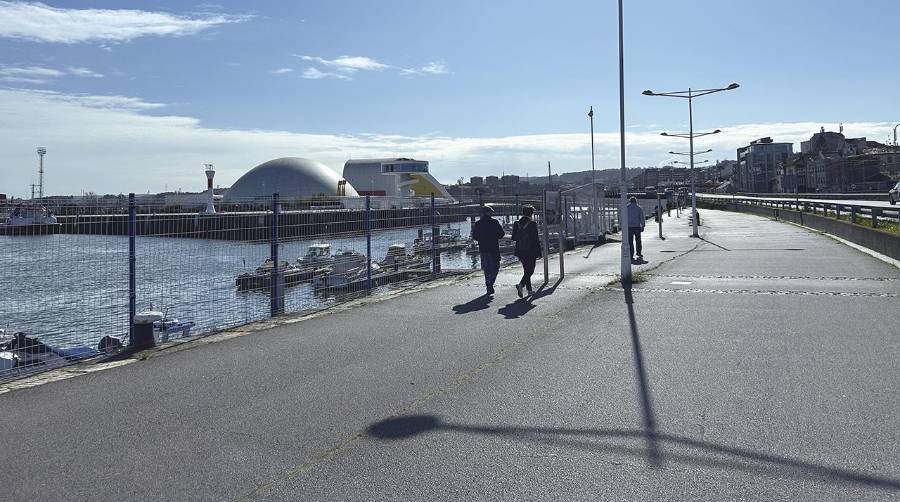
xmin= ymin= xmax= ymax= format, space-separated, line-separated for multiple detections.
xmin=872 ymin=208 xmax=879 ymax=229
xmin=656 ymin=192 xmax=663 ymax=239
xmin=851 ymin=205 xmax=857 ymax=224
xmin=558 ymin=191 xmax=565 ymax=278
xmin=127 ymin=193 xmax=136 ymax=344
xmin=430 ymin=193 xmax=440 ymax=274
xmin=514 ymin=193 xmax=519 ymax=218
xmin=270 ymin=193 xmax=283 ymax=316
xmin=365 ymin=195 xmax=372 ymax=292
xmin=542 ymin=190 xmax=550 ymax=285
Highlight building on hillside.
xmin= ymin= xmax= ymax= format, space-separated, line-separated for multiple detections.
xmin=485 ymin=175 xmax=500 ymax=186
xmin=470 ymin=176 xmax=484 ymax=186
xmin=500 ymin=174 xmax=520 ymax=186
xmin=735 ymin=137 xmax=793 ymax=192
xmin=342 ymin=158 xmax=454 ymax=201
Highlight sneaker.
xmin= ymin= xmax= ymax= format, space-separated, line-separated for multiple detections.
xmin=487 ymin=285 xmax=495 ymax=295
xmin=515 ymin=284 xmax=524 ymax=298
xmin=526 ymin=287 xmax=534 ymax=296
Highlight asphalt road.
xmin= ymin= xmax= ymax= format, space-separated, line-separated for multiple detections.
xmin=1 ymin=210 xmax=898 ymax=501
xmin=699 ymin=193 xmax=898 ymax=209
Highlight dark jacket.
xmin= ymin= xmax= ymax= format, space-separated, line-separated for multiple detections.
xmin=472 ymin=216 xmax=505 ymax=255
xmin=512 ymin=216 xmax=542 ymax=259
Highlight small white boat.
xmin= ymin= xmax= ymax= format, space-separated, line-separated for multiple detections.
xmin=297 ymin=242 xmax=334 ymax=270
xmin=6 ymin=205 xmax=58 ymax=226
xmin=134 ymin=310 xmax=195 ymax=344
xmin=314 ymin=249 xmax=380 ymax=288
xmin=0 ymin=331 xmax=99 ymax=375
xmin=379 ymin=243 xmax=429 ymax=270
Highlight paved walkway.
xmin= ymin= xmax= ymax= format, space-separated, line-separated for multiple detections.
xmin=2 ymin=210 xmax=898 ymax=501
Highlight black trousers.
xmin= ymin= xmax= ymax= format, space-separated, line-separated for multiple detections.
xmin=518 ymin=256 xmax=537 ymax=290
xmin=628 ymin=227 xmax=643 ymax=258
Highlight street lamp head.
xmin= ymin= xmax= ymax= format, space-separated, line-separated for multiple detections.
xmin=712 ymin=129 xmax=721 ymax=134
xmin=660 ymin=132 xmax=669 ymax=137
xmin=642 ymin=90 xmax=654 ymax=96
xmin=588 ymin=106 xmax=593 ymax=118
xmin=727 ymin=83 xmax=740 ymax=90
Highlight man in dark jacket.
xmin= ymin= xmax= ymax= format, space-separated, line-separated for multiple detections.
xmin=511 ymin=205 xmax=542 ymax=298
xmin=471 ymin=205 xmax=505 ymax=295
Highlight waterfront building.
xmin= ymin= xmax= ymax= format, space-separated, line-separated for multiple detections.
xmin=342 ymin=158 xmax=454 ymax=201
xmin=470 ymin=176 xmax=484 ymax=186
xmin=222 ymin=157 xmax=358 ymax=202
xmin=485 ymin=175 xmax=500 ymax=186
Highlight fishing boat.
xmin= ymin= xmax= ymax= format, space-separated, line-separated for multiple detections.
xmin=465 ymin=238 xmax=517 ymax=256
xmin=412 ymin=228 xmax=470 ymax=255
xmin=6 ymin=205 xmax=58 ymax=226
xmin=236 ymin=258 xmax=328 ymax=291
xmin=297 ymin=242 xmax=334 ymax=270
xmin=0 ymin=331 xmax=99 ymax=376
xmin=133 ymin=310 xmax=196 ymax=344
xmin=313 ymin=249 xmax=378 ymax=289
xmin=379 ymin=243 xmax=429 ymax=270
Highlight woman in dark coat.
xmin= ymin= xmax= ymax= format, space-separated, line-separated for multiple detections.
xmin=511 ymin=205 xmax=542 ymax=298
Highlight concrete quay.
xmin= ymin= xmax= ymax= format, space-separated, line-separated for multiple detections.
xmin=1 ymin=209 xmax=897 ymax=501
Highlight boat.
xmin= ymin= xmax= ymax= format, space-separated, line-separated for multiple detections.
xmin=379 ymin=243 xmax=429 ymax=270
xmin=313 ymin=249 xmax=379 ymax=289
xmin=465 ymin=238 xmax=517 ymax=256
xmin=0 ymin=331 xmax=99 ymax=376
xmin=6 ymin=205 xmax=58 ymax=226
xmin=133 ymin=310 xmax=196 ymax=344
xmin=297 ymin=242 xmax=334 ymax=270
xmin=412 ymin=228 xmax=471 ymax=255
xmin=235 ymin=258 xmax=328 ymax=291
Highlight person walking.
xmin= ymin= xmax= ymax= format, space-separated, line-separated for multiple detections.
xmin=511 ymin=205 xmax=542 ymax=298
xmin=471 ymin=205 xmax=505 ymax=295
xmin=627 ymin=196 xmax=645 ymax=263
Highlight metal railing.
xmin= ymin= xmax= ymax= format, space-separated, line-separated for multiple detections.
xmin=699 ymin=194 xmax=900 ymax=233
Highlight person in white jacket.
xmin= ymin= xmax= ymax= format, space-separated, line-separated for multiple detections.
xmin=626 ymin=196 xmax=645 ymax=263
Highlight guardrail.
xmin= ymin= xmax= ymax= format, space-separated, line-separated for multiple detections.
xmin=698 ymin=194 xmax=900 ymax=261
xmin=699 ymin=195 xmax=900 ymax=233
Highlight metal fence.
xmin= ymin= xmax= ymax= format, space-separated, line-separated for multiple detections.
xmin=0 ymin=191 xmax=628 ymax=382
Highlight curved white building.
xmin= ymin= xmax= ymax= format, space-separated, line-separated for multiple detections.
xmin=342 ymin=158 xmax=454 ymax=201
xmin=223 ymin=157 xmax=358 ymax=202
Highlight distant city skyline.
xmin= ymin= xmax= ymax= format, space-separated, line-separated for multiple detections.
xmin=1 ymin=0 xmax=898 ymax=197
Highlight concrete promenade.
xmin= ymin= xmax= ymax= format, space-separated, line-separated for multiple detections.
xmin=1 ymin=210 xmax=898 ymax=501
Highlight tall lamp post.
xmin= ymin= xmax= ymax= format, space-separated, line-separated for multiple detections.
xmin=616 ymin=0 xmax=631 ymax=282
xmin=589 ymin=106 xmax=598 ymax=237
xmin=643 ymin=83 xmax=739 ymax=238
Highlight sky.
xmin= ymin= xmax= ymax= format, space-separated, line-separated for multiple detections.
xmin=0 ymin=0 xmax=898 ymax=197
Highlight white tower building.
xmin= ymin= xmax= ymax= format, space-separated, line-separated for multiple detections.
xmin=204 ymin=164 xmax=216 ymax=214
xmin=36 ymin=147 xmax=47 ymax=200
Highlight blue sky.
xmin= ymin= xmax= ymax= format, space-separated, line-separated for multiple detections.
xmin=0 ymin=0 xmax=897 ymax=196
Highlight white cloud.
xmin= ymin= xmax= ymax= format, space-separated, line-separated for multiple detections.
xmin=269 ymin=67 xmax=294 ymax=75
xmin=296 ymin=54 xmax=449 ymax=80
xmin=0 ymin=65 xmax=64 ymax=77
xmin=0 ymin=76 xmax=45 ymax=84
xmin=0 ymin=87 xmax=893 ymax=197
xmin=0 ymin=64 xmax=104 ymax=84
xmin=65 ymin=66 xmax=103 ymax=78
xmin=400 ymin=61 xmax=450 ymax=76
xmin=296 ymin=55 xmax=390 ymax=74
xmin=0 ymin=1 xmax=251 ymax=43
xmin=301 ymin=67 xmax=351 ymax=81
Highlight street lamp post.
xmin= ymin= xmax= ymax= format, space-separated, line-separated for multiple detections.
xmin=643 ymin=83 xmax=739 ymax=238
xmin=589 ymin=106 xmax=598 ymax=238
xmin=617 ymin=0 xmax=631 ymax=282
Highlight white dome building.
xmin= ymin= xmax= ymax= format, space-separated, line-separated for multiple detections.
xmin=222 ymin=157 xmax=358 ymax=202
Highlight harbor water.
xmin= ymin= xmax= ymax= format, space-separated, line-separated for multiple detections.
xmin=1 ymin=220 xmax=514 ymax=350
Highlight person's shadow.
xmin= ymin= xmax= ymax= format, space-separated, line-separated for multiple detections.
xmin=452 ymin=294 xmax=493 ymax=314
xmin=497 ymin=299 xmax=536 ymax=319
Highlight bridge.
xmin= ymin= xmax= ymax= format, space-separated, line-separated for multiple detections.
xmin=1 ymin=207 xmax=898 ymax=500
